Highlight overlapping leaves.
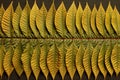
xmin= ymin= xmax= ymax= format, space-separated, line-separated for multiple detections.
xmin=0 ymin=1 xmax=120 ymax=38
xmin=0 ymin=39 xmax=119 ymax=80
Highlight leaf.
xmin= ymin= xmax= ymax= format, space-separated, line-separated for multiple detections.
xmin=98 ymin=42 xmax=107 ymax=78
xmin=111 ymin=42 xmax=120 ymax=76
xmin=83 ymin=42 xmax=93 ymax=79
xmin=76 ymin=3 xmax=85 ymax=38
xmin=30 ymin=1 xmax=40 ymax=38
xmin=58 ymin=42 xmax=67 ymax=79
xmin=36 ymin=2 xmax=49 ymax=38
xmin=12 ymin=3 xmax=22 ymax=37
xmin=96 ymin=3 xmax=108 ymax=37
xmin=12 ymin=42 xmax=23 ymax=77
xmin=111 ymin=6 xmax=120 ymax=36
xmin=47 ymin=43 xmax=59 ymax=79
xmin=1 ymin=2 xmax=14 ymax=37
xmin=91 ymin=43 xmax=100 ymax=79
xmin=66 ymin=1 xmax=78 ymax=38
xmin=55 ymin=2 xmax=70 ymax=38
xmin=40 ymin=43 xmax=49 ymax=79
xmin=105 ymin=2 xmax=114 ymax=36
xmin=20 ymin=1 xmax=32 ymax=37
xmin=21 ymin=42 xmax=33 ymax=80
xmin=105 ymin=41 xmax=114 ymax=76
xmin=0 ymin=4 xmax=5 ymax=36
xmin=31 ymin=44 xmax=40 ymax=80
xmin=66 ymin=42 xmax=77 ymax=79
xmin=82 ymin=3 xmax=94 ymax=37
xmin=76 ymin=44 xmax=85 ymax=79
xmin=3 ymin=47 xmax=14 ymax=77
xmin=46 ymin=2 xmax=59 ymax=38
xmin=91 ymin=5 xmax=100 ymax=37
xmin=0 ymin=45 xmax=5 ymax=77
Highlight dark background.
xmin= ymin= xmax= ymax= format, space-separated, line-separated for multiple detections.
xmin=0 ymin=0 xmax=120 ymax=80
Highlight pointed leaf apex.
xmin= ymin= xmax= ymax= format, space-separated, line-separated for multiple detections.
xmin=108 ymin=1 xmax=111 ymax=6
xmin=94 ymin=4 xmax=96 ymax=8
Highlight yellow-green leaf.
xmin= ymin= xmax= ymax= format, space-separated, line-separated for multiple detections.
xmin=105 ymin=2 xmax=114 ymax=36
xmin=98 ymin=42 xmax=107 ymax=78
xmin=66 ymin=1 xmax=78 ymax=38
xmin=30 ymin=1 xmax=40 ymax=38
xmin=55 ymin=2 xmax=70 ymax=38
xmin=96 ymin=3 xmax=108 ymax=37
xmin=36 ymin=2 xmax=48 ymax=38
xmin=20 ymin=1 xmax=32 ymax=37
xmin=111 ymin=42 xmax=120 ymax=76
xmin=82 ymin=3 xmax=94 ymax=37
xmin=91 ymin=43 xmax=100 ymax=79
xmin=111 ymin=6 xmax=120 ymax=36
xmin=0 ymin=45 xmax=5 ymax=77
xmin=31 ymin=45 xmax=40 ymax=80
xmin=66 ymin=42 xmax=77 ymax=80
xmin=12 ymin=3 xmax=22 ymax=37
xmin=76 ymin=44 xmax=85 ymax=79
xmin=105 ymin=42 xmax=114 ymax=76
xmin=40 ymin=43 xmax=49 ymax=79
xmin=76 ymin=3 xmax=86 ymax=38
xmin=0 ymin=4 xmax=5 ymax=36
xmin=83 ymin=42 xmax=93 ymax=79
xmin=58 ymin=42 xmax=67 ymax=79
xmin=47 ymin=43 xmax=59 ymax=79
xmin=46 ymin=2 xmax=59 ymax=38
xmin=3 ymin=47 xmax=14 ymax=77
xmin=12 ymin=42 xmax=23 ymax=77
xmin=91 ymin=5 xmax=99 ymax=37
xmin=21 ymin=42 xmax=33 ymax=80
xmin=1 ymin=2 xmax=14 ymax=37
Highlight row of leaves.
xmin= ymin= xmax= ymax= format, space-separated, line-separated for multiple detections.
xmin=0 ymin=39 xmax=120 ymax=80
xmin=0 ymin=1 xmax=120 ymax=38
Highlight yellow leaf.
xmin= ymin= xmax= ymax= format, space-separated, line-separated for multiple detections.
xmin=82 ymin=3 xmax=94 ymax=38
xmin=2 ymin=2 xmax=14 ymax=37
xmin=21 ymin=42 xmax=33 ymax=80
xmin=20 ymin=1 xmax=32 ymax=37
xmin=76 ymin=43 xmax=85 ymax=79
xmin=46 ymin=2 xmax=59 ymax=38
xmin=91 ymin=5 xmax=100 ymax=37
xmin=111 ymin=6 xmax=120 ymax=36
xmin=0 ymin=45 xmax=5 ymax=77
xmin=12 ymin=42 xmax=23 ymax=77
xmin=91 ymin=43 xmax=100 ymax=79
xmin=12 ymin=2 xmax=22 ymax=37
xmin=31 ymin=45 xmax=40 ymax=80
xmin=55 ymin=2 xmax=70 ymax=38
xmin=0 ymin=4 xmax=5 ymax=36
xmin=66 ymin=1 xmax=79 ymax=38
xmin=105 ymin=41 xmax=114 ymax=76
xmin=30 ymin=1 xmax=40 ymax=38
xmin=98 ymin=42 xmax=107 ymax=78
xmin=36 ymin=2 xmax=49 ymax=38
xmin=105 ymin=2 xmax=114 ymax=36
xmin=111 ymin=42 xmax=120 ymax=76
xmin=58 ymin=42 xmax=67 ymax=79
xmin=3 ymin=47 xmax=14 ymax=77
xmin=83 ymin=42 xmax=93 ymax=79
xmin=47 ymin=43 xmax=59 ymax=79
xmin=76 ymin=3 xmax=86 ymax=38
xmin=40 ymin=43 xmax=49 ymax=79
xmin=96 ymin=3 xmax=108 ymax=37
xmin=66 ymin=42 xmax=77 ymax=79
